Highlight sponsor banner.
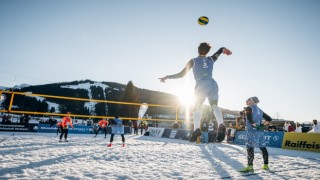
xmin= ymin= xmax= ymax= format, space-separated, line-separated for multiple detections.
xmin=37 ymin=124 xmax=91 ymax=134
xmin=175 ymin=130 xmax=192 ymax=140
xmin=28 ymin=124 xmax=38 ymax=132
xmin=37 ymin=124 xmax=131 ymax=134
xmin=234 ymin=131 xmax=284 ymax=148
xmin=0 ymin=123 xmax=29 ymax=132
xmin=161 ymin=129 xmax=172 ymax=138
xmin=282 ymin=132 xmax=320 ymax=153
xmin=169 ymin=129 xmax=178 ymax=138
xmin=147 ymin=127 xmax=165 ymax=138
xmin=233 ymin=131 xmax=246 ymax=145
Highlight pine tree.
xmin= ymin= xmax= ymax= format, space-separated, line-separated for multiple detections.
xmin=119 ymin=81 xmax=139 ymax=118
xmin=122 ymin=81 xmax=138 ymax=102
xmin=49 ymin=107 xmax=55 ymax=113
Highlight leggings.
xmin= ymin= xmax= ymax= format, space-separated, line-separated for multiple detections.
xmin=60 ymin=128 xmax=69 ymax=140
xmin=95 ymin=127 xmax=107 ymax=137
xmin=57 ymin=127 xmax=61 ymax=135
xmin=109 ymin=134 xmax=125 ymax=143
xmin=134 ymin=128 xmax=138 ymax=135
xmin=247 ymin=146 xmax=268 ymax=165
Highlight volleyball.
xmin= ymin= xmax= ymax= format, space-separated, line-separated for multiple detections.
xmin=198 ymin=16 xmax=209 ymax=25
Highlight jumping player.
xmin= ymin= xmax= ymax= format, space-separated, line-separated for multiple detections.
xmin=159 ymin=42 xmax=232 ymax=142
xmin=239 ymin=97 xmax=272 ymax=173
xmin=94 ymin=118 xmax=109 ymax=138
xmin=59 ymin=112 xmax=74 ymax=142
xmin=107 ymin=116 xmax=125 ymax=147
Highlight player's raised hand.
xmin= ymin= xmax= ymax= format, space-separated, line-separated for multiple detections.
xmin=159 ymin=76 xmax=167 ymax=83
xmin=223 ymin=48 xmax=232 ymax=55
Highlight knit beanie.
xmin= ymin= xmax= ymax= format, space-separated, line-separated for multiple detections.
xmin=248 ymin=96 xmax=259 ymax=104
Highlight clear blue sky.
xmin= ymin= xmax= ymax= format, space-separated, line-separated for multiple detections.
xmin=1 ymin=0 xmax=319 ymax=123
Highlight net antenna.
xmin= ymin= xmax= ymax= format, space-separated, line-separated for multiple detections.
xmin=138 ymin=103 xmax=148 ymax=123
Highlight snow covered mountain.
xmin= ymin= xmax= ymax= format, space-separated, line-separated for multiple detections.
xmin=2 ymin=80 xmax=180 ymax=117
xmin=1 ymin=79 xmax=240 ymax=119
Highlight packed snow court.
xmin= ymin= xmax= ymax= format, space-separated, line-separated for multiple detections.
xmin=1 ymin=132 xmax=319 ymax=179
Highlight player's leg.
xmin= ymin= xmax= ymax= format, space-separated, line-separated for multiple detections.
xmin=239 ymin=146 xmax=254 ymax=172
xmin=189 ymin=95 xmax=205 ymax=142
xmin=107 ymin=134 xmax=114 ymax=147
xmin=208 ymin=80 xmax=226 ymax=142
xmin=64 ymin=129 xmax=68 ymax=142
xmin=260 ymin=147 xmax=269 ymax=170
xmin=121 ymin=134 xmax=125 ymax=147
xmin=59 ymin=129 xmax=65 ymax=142
xmin=95 ymin=127 xmax=101 ymax=137
xmin=104 ymin=128 xmax=107 ymax=138
xmin=207 ymin=79 xmax=222 ymax=125
xmin=193 ymin=81 xmax=208 ymax=131
xmin=211 ymin=102 xmax=226 ymax=142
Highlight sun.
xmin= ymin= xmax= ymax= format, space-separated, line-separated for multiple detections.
xmin=177 ymin=91 xmax=195 ymax=107
xmin=172 ymin=78 xmax=195 ymax=107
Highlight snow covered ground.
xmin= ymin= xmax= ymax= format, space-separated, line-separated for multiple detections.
xmin=0 ymin=132 xmax=319 ymax=180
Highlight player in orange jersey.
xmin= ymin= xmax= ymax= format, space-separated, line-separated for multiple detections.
xmin=59 ymin=112 xmax=74 ymax=142
xmin=94 ymin=118 xmax=109 ymax=138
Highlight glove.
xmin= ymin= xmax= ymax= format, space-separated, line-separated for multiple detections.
xmin=256 ymin=125 xmax=266 ymax=131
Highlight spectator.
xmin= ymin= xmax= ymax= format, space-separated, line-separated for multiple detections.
xmin=140 ymin=121 xmax=145 ymax=135
xmin=19 ymin=114 xmax=25 ymax=124
xmin=283 ymin=122 xmax=294 ymax=132
xmin=308 ymin=119 xmax=320 ymax=133
xmin=24 ymin=115 xmax=30 ymax=124
xmin=87 ymin=118 xmax=93 ymax=126
xmin=1 ymin=114 xmax=7 ymax=124
xmin=49 ymin=116 xmax=57 ymax=127
xmin=201 ymin=118 xmax=209 ymax=143
xmin=295 ymin=122 xmax=302 ymax=133
xmin=181 ymin=122 xmax=187 ymax=129
xmin=144 ymin=122 xmax=148 ymax=132
xmin=226 ymin=122 xmax=236 ymax=143
xmin=172 ymin=121 xmax=180 ymax=129
xmin=267 ymin=122 xmax=277 ymax=132
xmin=132 ymin=120 xmax=138 ymax=135
xmin=235 ymin=117 xmax=245 ymax=130
xmin=208 ymin=121 xmax=214 ymax=132
xmin=4 ymin=114 xmax=12 ymax=124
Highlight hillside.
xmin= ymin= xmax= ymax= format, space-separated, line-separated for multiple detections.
xmin=1 ymin=80 xmax=179 ymax=117
xmin=1 ymin=80 xmax=240 ymax=119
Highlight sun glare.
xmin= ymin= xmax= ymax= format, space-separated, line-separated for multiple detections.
xmin=174 ymin=77 xmax=195 ymax=123
xmin=178 ymin=91 xmax=195 ymax=107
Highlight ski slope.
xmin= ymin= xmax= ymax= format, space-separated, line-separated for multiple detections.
xmin=0 ymin=132 xmax=319 ymax=179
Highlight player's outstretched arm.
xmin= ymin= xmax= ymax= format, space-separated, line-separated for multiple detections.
xmin=211 ymin=47 xmax=232 ymax=61
xmin=159 ymin=60 xmax=194 ymax=83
